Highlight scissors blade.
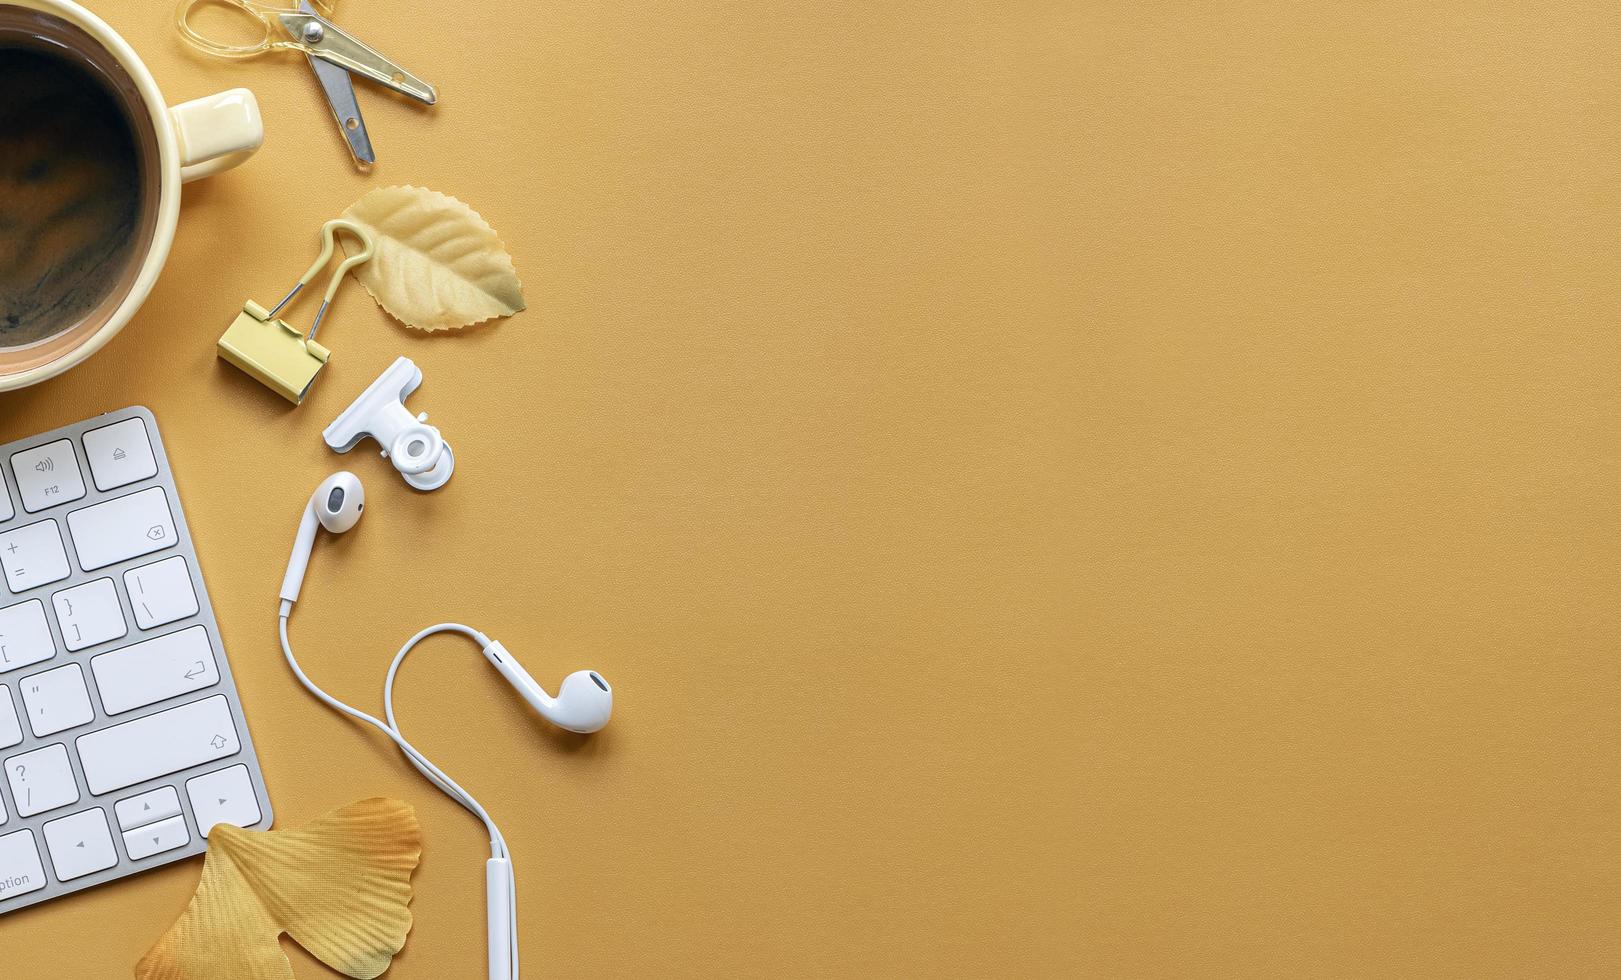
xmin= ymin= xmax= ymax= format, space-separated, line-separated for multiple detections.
xmin=296 ymin=2 xmax=372 ymax=165
xmin=307 ymin=46 xmax=374 ymax=166
xmin=277 ymin=10 xmax=437 ymax=104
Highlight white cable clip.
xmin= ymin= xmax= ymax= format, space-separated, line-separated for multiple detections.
xmin=323 ymin=356 xmax=455 ymax=491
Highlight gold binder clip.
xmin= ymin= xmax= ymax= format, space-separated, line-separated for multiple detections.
xmin=218 ymin=218 xmax=375 ymax=404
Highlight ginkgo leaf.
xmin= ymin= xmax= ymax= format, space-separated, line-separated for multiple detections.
xmin=341 ymin=185 xmax=525 ymax=331
xmin=135 ymin=798 xmax=422 ymax=980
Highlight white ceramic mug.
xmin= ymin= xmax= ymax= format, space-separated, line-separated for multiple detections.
xmin=0 ymin=0 xmax=262 ymax=391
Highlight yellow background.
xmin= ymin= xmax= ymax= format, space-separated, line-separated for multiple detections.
xmin=3 ymin=1 xmax=1619 ymax=976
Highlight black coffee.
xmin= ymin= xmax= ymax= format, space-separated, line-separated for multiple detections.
xmin=0 ymin=41 xmax=145 ymax=349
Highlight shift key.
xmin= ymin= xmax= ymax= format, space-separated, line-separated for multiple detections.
xmin=66 ymin=487 xmax=177 ymax=571
xmin=76 ymin=695 xmax=239 ymax=795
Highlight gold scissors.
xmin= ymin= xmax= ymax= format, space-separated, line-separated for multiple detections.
xmin=176 ymin=0 xmax=437 ymax=168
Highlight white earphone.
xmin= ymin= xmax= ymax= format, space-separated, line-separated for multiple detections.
xmin=278 ymin=471 xmax=612 ymax=980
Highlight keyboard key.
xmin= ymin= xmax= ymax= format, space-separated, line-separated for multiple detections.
xmin=10 ymin=441 xmax=86 ymax=514
xmin=21 ymin=665 xmax=94 ymax=738
xmin=187 ymin=765 xmax=261 ymax=837
xmin=115 ymin=786 xmax=182 ymax=832
xmin=124 ymin=814 xmax=190 ymax=860
xmin=0 ymin=600 xmax=53 ymax=673
xmin=124 ymin=557 xmax=199 ymax=630
xmin=76 ymin=695 xmax=240 ymax=796
xmin=0 ymin=412 xmax=276 ymax=912
xmin=0 ymin=521 xmax=71 ymax=594
xmin=42 ymin=809 xmax=116 ymax=882
xmin=0 ymin=830 xmax=45 ymax=901
xmin=66 ymin=488 xmax=176 ymax=572
xmin=6 ymin=743 xmax=79 ymax=817
xmin=52 ymin=579 xmax=127 ymax=652
xmin=81 ymin=419 xmax=158 ymax=493
xmin=91 ymin=626 xmax=218 ymax=716
xmin=0 ymin=687 xmax=19 ymax=749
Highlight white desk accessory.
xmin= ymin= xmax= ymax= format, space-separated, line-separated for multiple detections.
xmin=323 ymin=356 xmax=455 ymax=491
xmin=278 ymin=472 xmax=614 ymax=980
xmin=0 ymin=408 xmax=272 ymax=916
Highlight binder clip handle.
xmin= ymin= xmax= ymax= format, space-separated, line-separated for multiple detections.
xmin=266 ymin=219 xmax=376 ymax=340
xmin=217 ymin=218 xmax=376 ymax=404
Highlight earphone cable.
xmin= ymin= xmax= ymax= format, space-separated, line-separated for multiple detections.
xmin=277 ymin=611 xmax=508 ymax=855
xmin=380 ymin=624 xmax=506 ymax=845
xmin=382 ymin=624 xmax=523 ymax=978
xmin=279 ymin=611 xmax=522 ymax=977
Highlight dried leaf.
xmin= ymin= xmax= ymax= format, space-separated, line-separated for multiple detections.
xmin=341 ymin=185 xmax=525 ymax=331
xmin=135 ymin=798 xmax=422 ymax=980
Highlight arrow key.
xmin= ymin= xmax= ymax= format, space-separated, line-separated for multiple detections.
xmin=186 ymin=764 xmax=260 ymax=838
xmin=42 ymin=808 xmax=116 ymax=881
xmin=123 ymin=814 xmax=189 ymax=860
xmin=114 ymin=786 xmax=182 ymax=832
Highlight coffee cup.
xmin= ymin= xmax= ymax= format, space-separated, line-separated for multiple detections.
xmin=0 ymin=0 xmax=263 ymax=392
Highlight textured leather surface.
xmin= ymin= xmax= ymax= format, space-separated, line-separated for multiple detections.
xmin=1 ymin=1 xmax=1616 ymax=976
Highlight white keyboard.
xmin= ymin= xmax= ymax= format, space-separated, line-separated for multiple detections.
xmin=0 ymin=408 xmax=271 ymax=914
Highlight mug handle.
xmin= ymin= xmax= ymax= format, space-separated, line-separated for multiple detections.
xmin=170 ymin=88 xmax=264 ymax=183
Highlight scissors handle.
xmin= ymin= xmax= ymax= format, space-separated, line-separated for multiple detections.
xmin=276 ymin=11 xmax=436 ymax=103
xmin=175 ymin=0 xmax=332 ymax=59
xmin=175 ymin=0 xmax=436 ymax=105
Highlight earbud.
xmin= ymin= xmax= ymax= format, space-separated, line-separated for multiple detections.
xmin=280 ymin=473 xmax=614 ymax=980
xmin=283 ymin=472 xmax=612 ymax=735
xmin=481 ymin=643 xmax=613 ymax=734
xmin=279 ymin=471 xmax=365 ymax=605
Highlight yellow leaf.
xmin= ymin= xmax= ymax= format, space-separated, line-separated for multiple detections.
xmin=341 ymin=185 xmax=525 ymax=331
xmin=134 ymin=798 xmax=422 ymax=980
